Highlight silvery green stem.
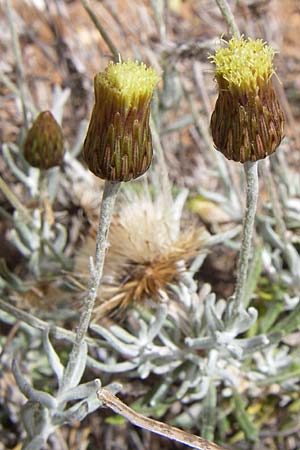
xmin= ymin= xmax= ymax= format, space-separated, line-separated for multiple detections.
xmin=77 ymin=180 xmax=120 ymax=340
xmin=0 ymin=176 xmax=31 ymax=223
xmin=2 ymin=144 xmax=33 ymax=189
xmin=0 ymin=298 xmax=95 ymax=346
xmin=6 ymin=0 xmax=29 ymax=129
xmin=233 ymin=161 xmax=259 ymax=312
xmin=81 ymin=0 xmax=119 ymax=62
xmin=151 ymin=0 xmax=167 ymax=44
xmin=215 ymin=0 xmax=240 ymax=37
xmin=0 ymin=70 xmax=36 ymax=116
xmin=62 ymin=180 xmax=120 ymax=388
xmin=35 ymin=172 xmax=48 ymax=278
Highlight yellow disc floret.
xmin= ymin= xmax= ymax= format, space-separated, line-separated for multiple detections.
xmin=95 ymin=60 xmax=159 ymax=110
xmin=210 ymin=36 xmax=275 ymax=93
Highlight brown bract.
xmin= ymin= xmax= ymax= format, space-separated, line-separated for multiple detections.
xmin=83 ymin=61 xmax=158 ymax=181
xmin=210 ymin=80 xmax=284 ymax=163
xmin=84 ymin=101 xmax=153 ymax=181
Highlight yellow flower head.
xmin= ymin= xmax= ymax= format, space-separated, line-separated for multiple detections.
xmin=95 ymin=60 xmax=159 ymax=111
xmin=209 ymin=37 xmax=284 ymax=163
xmin=84 ymin=60 xmax=159 ymax=181
xmin=211 ymin=36 xmax=275 ymax=94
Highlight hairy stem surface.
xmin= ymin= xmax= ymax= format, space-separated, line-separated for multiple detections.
xmin=234 ymin=161 xmax=259 ymax=312
xmin=64 ymin=180 xmax=120 ymax=382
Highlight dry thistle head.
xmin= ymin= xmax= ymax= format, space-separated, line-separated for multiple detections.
xmin=83 ymin=60 xmax=159 ymax=181
xmin=76 ymin=191 xmax=207 ymax=319
xmin=210 ymin=36 xmax=284 ymax=162
xmin=23 ymin=111 xmax=64 ymax=169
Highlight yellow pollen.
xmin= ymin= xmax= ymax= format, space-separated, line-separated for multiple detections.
xmin=210 ymin=36 xmax=275 ymax=93
xmin=96 ymin=60 xmax=159 ymax=105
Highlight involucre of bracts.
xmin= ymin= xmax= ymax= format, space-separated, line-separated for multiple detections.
xmin=83 ymin=60 xmax=159 ymax=181
xmin=23 ymin=111 xmax=64 ymax=169
xmin=210 ymin=37 xmax=284 ymax=163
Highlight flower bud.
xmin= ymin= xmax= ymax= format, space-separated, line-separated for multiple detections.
xmin=24 ymin=111 xmax=64 ymax=169
xmin=83 ymin=60 xmax=159 ymax=181
xmin=210 ymin=37 xmax=284 ymax=163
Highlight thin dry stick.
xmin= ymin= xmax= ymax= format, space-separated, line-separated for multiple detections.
xmin=0 ymin=70 xmax=37 ymax=116
xmin=151 ymin=0 xmax=167 ymax=45
xmin=6 ymin=0 xmax=29 ymax=128
xmin=150 ymin=116 xmax=173 ymax=205
xmin=97 ymin=388 xmax=226 ymax=450
xmin=261 ymin=159 xmax=287 ymax=241
xmin=81 ymin=0 xmax=119 ymax=62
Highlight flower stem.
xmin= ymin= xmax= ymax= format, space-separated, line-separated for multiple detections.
xmin=233 ymin=161 xmax=259 ymax=312
xmin=77 ymin=180 xmax=120 ymax=341
xmin=64 ymin=180 xmax=120 ymax=379
xmin=215 ymin=0 xmax=240 ymax=37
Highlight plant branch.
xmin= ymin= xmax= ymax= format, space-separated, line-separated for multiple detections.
xmin=97 ymin=388 xmax=226 ymax=450
xmin=6 ymin=0 xmax=29 ymax=128
xmin=150 ymin=116 xmax=173 ymax=205
xmin=81 ymin=0 xmax=119 ymax=61
xmin=262 ymin=159 xmax=287 ymax=241
xmin=0 ymin=177 xmax=32 ymax=223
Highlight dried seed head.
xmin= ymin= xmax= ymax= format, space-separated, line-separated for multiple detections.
xmin=210 ymin=37 xmax=284 ymax=162
xmin=75 ymin=191 xmax=208 ymax=319
xmin=23 ymin=111 xmax=64 ymax=169
xmin=83 ymin=60 xmax=159 ymax=181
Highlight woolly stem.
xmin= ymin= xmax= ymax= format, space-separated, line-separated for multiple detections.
xmin=215 ymin=0 xmax=240 ymax=37
xmin=78 ymin=180 xmax=119 ymax=341
xmin=64 ymin=181 xmax=120 ymax=380
xmin=233 ymin=161 xmax=259 ymax=312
